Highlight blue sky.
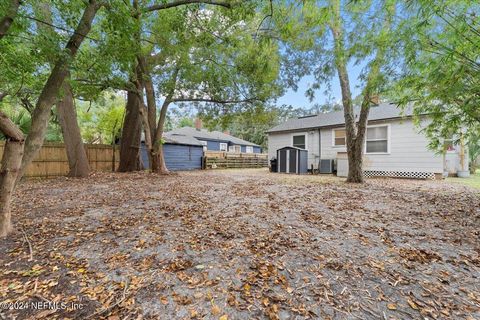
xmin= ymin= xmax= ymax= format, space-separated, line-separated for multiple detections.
xmin=277 ymin=62 xmax=365 ymax=109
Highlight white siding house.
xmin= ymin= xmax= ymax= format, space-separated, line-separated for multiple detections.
xmin=267 ymin=103 xmax=466 ymax=179
xmin=268 ymin=130 xmax=320 ymax=169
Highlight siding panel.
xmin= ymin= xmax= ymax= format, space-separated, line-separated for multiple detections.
xmin=163 ymin=144 xmax=203 ymax=171
xmin=320 ymin=119 xmax=443 ymax=173
xmin=206 ymin=140 xmax=221 ymax=151
xmin=268 ymin=131 xmax=318 ymax=168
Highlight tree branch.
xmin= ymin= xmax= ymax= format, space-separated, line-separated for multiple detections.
xmin=146 ymin=0 xmax=232 ymax=12
xmin=171 ymin=97 xmax=260 ymax=104
xmin=255 ymin=0 xmax=273 ymax=39
xmin=0 ymin=111 xmax=24 ymax=141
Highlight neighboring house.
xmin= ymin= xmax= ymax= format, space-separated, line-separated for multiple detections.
xmin=167 ymin=126 xmax=262 ymax=154
xmin=267 ymin=103 xmax=467 ymax=179
xmin=140 ymin=122 xmax=262 ymax=171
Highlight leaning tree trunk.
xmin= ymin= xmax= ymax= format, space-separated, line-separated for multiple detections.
xmin=151 ymin=98 xmax=172 ymax=174
xmin=138 ymin=100 xmax=153 ymax=169
xmin=150 ymin=69 xmax=179 ymax=174
xmin=329 ymin=0 xmax=392 ymax=183
xmin=57 ymin=80 xmax=90 ymax=177
xmin=17 ymin=0 xmax=101 ymax=183
xmin=0 ymin=111 xmax=24 ymax=237
xmin=118 ymin=89 xmax=143 ymax=172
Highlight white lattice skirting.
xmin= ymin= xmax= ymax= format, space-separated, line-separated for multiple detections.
xmin=364 ymin=170 xmax=436 ymax=180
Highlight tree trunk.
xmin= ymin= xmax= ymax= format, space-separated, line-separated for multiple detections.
xmin=57 ymin=80 xmax=90 ymax=177
xmin=118 ymin=89 xmax=143 ymax=172
xmin=150 ymin=68 xmax=179 ymax=174
xmin=329 ymin=0 xmax=393 ymax=183
xmin=137 ymin=57 xmax=157 ymax=140
xmin=347 ymin=140 xmax=364 ymax=183
xmin=151 ymin=98 xmax=172 ymax=174
xmin=138 ymin=96 xmax=153 ymax=169
xmin=0 ymin=111 xmax=24 ymax=237
xmin=330 ymin=0 xmax=362 ymax=183
xmin=17 ymin=0 xmax=100 ymax=183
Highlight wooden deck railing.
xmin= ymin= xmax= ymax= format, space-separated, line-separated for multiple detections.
xmin=204 ymin=151 xmax=268 ymax=169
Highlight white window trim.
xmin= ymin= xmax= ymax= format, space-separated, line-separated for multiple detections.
xmin=228 ymin=146 xmax=235 ymax=152
xmin=246 ymin=146 xmax=253 ymax=153
xmin=331 ymin=128 xmax=347 ymax=148
xmin=292 ymin=133 xmax=307 ymax=149
xmin=364 ymin=124 xmax=391 ymax=154
xmin=219 ymin=143 xmax=228 ymax=151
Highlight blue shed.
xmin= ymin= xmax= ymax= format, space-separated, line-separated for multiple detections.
xmin=140 ymin=134 xmax=204 ymax=171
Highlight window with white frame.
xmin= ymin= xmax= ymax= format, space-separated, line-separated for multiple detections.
xmin=366 ymin=126 xmax=388 ymax=153
xmin=333 ymin=129 xmax=346 ymax=146
xmin=246 ymin=146 xmax=253 ymax=153
xmin=292 ymin=135 xmax=306 ymax=149
xmin=228 ymin=146 xmax=235 ymax=152
xmin=198 ymin=140 xmax=208 ymax=152
xmin=219 ymin=143 xmax=228 ymax=151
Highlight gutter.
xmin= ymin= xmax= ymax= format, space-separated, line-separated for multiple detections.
xmin=266 ymin=114 xmax=427 ymax=135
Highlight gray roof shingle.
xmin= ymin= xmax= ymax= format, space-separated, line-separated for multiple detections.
xmin=166 ymin=127 xmax=260 ymax=147
xmin=163 ymin=132 xmax=204 ymax=146
xmin=267 ymin=103 xmax=415 ymax=133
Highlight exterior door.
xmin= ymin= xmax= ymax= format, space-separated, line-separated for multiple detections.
xmin=289 ymin=149 xmax=297 ymax=174
xmin=279 ymin=149 xmax=287 ymax=172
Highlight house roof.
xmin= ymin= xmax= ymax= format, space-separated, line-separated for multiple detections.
xmin=163 ymin=132 xmax=204 ymax=147
xmin=267 ymin=103 xmax=416 ymax=133
xmin=166 ymin=126 xmax=260 ymax=147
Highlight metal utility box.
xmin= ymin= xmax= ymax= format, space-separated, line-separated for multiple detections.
xmin=319 ymin=159 xmax=334 ymax=173
xmin=276 ymin=147 xmax=308 ymax=174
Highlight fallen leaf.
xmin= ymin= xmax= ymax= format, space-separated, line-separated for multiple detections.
xmin=407 ymin=298 xmax=418 ymax=310
xmin=212 ymin=304 xmax=221 ymax=315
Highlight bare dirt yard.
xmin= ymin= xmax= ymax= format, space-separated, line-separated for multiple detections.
xmin=1 ymin=169 xmax=479 ymax=320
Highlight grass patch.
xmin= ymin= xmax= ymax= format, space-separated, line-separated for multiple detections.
xmin=447 ymin=169 xmax=480 ymax=190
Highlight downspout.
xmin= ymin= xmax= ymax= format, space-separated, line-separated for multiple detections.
xmin=318 ymin=128 xmax=322 ymax=170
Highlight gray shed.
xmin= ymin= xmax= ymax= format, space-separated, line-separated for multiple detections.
xmin=277 ymin=146 xmax=308 ymax=174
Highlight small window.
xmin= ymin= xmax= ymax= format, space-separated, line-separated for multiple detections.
xmin=219 ymin=143 xmax=227 ymax=151
xmin=366 ymin=126 xmax=388 ymax=153
xmin=293 ymin=135 xmax=306 ymax=149
xmin=333 ymin=129 xmax=346 ymax=146
xmin=246 ymin=146 xmax=253 ymax=153
xmin=228 ymin=146 xmax=235 ymax=152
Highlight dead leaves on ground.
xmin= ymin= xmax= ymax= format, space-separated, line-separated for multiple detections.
xmin=1 ymin=171 xmax=479 ymax=319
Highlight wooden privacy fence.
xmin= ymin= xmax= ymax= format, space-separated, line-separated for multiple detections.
xmin=0 ymin=142 xmax=119 ymax=178
xmin=204 ymin=151 xmax=268 ymax=169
